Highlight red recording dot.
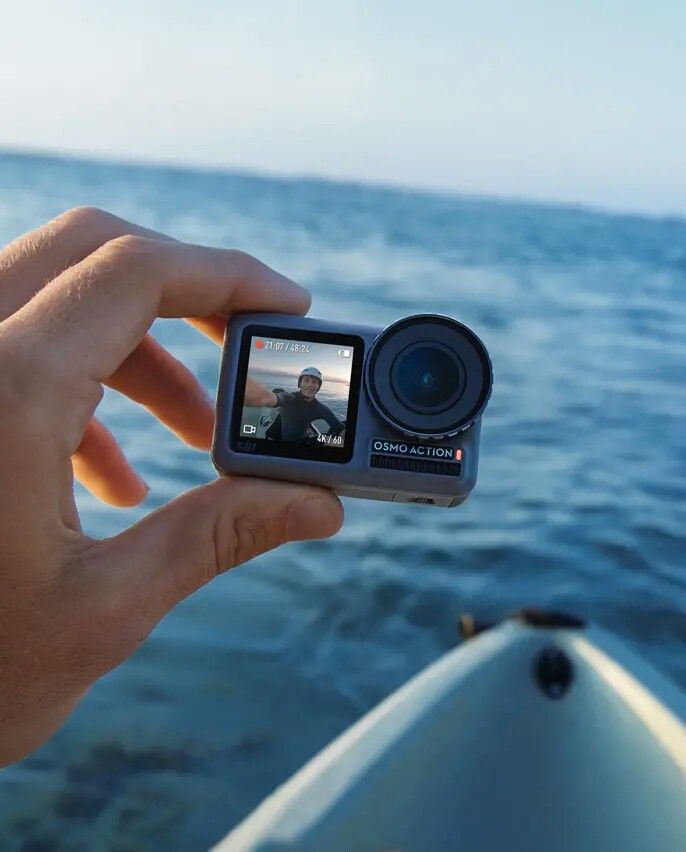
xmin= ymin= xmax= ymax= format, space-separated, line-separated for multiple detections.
xmin=255 ymin=339 xmax=265 ymax=349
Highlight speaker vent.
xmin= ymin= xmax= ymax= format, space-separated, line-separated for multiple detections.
xmin=370 ymin=455 xmax=462 ymax=477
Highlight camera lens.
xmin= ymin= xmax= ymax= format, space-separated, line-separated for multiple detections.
xmin=391 ymin=343 xmax=464 ymax=413
xmin=366 ymin=315 xmax=492 ymax=438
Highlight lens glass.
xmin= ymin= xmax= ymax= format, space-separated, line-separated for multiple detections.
xmin=391 ymin=344 xmax=463 ymax=413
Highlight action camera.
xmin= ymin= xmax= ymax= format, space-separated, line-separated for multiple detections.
xmin=212 ymin=313 xmax=492 ymax=507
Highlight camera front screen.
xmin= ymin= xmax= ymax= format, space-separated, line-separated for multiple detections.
xmin=232 ymin=325 xmax=363 ymax=463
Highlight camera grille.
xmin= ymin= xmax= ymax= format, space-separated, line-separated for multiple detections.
xmin=370 ymin=454 xmax=462 ymax=477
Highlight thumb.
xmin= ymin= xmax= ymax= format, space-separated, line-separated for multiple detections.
xmin=90 ymin=477 xmax=343 ymax=627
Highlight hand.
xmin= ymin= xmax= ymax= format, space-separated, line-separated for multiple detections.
xmin=0 ymin=207 xmax=343 ymax=766
xmin=244 ymin=376 xmax=278 ymax=407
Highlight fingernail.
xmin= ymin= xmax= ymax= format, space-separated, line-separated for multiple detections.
xmin=288 ymin=494 xmax=343 ymax=541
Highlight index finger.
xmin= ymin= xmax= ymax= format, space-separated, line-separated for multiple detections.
xmin=0 ymin=207 xmax=170 ymax=322
xmin=8 ymin=236 xmax=310 ymax=386
xmin=244 ymin=377 xmax=277 ymax=407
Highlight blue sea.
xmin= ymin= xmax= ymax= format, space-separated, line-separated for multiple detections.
xmin=0 ymin=151 xmax=684 ymax=851
xmin=249 ymin=369 xmax=350 ymax=420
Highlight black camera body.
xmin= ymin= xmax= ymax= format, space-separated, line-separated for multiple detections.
xmin=213 ymin=313 xmax=492 ymax=508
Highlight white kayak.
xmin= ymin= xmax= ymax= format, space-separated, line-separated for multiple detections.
xmin=214 ymin=616 xmax=686 ymax=852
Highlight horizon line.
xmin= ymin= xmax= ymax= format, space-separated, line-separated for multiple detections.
xmin=250 ymin=365 xmax=350 ymax=385
xmin=2 ymin=144 xmax=684 ymax=226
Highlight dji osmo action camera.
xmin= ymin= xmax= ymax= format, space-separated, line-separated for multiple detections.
xmin=212 ymin=313 xmax=492 ymax=507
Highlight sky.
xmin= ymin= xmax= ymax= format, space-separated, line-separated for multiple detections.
xmin=248 ymin=337 xmax=354 ymax=385
xmin=0 ymin=1 xmax=684 ymax=215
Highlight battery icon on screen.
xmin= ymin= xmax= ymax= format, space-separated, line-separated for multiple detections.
xmin=338 ymin=348 xmax=351 ymax=358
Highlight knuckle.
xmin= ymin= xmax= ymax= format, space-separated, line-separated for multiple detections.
xmin=104 ymin=233 xmax=155 ymax=255
xmin=210 ymin=504 xmax=285 ymax=578
xmin=234 ymin=510 xmax=288 ymax=568
xmin=57 ymin=205 xmax=117 ymax=234
xmin=226 ymin=248 xmax=250 ymax=263
xmin=211 ymin=511 xmax=236 ymax=577
xmin=225 ymin=248 xmax=257 ymax=275
xmin=231 ymin=516 xmax=261 ymax=566
xmin=102 ymin=233 xmax=161 ymax=268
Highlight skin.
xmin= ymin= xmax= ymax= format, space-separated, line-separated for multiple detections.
xmin=244 ymin=376 xmax=279 ymax=408
xmin=298 ymin=375 xmax=320 ymax=400
xmin=0 ymin=207 xmax=343 ymax=767
xmin=246 ymin=375 xmax=346 ymax=441
xmin=244 ymin=374 xmax=320 ymax=408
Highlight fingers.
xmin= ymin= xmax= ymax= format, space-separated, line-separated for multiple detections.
xmin=0 ymin=208 xmax=224 ymax=450
xmin=0 ymin=207 xmax=167 ymax=322
xmin=74 ymin=335 xmax=215 ymax=506
xmin=14 ymin=236 xmax=310 ymax=376
xmin=107 ymin=335 xmax=215 ymax=451
xmin=73 ymin=336 xmax=215 ymax=506
xmin=4 ymin=236 xmax=310 ymax=443
xmin=72 ymin=418 xmax=149 ymax=507
xmin=89 ymin=477 xmax=343 ymax=627
xmin=244 ymin=377 xmax=277 ymax=407
xmin=0 ymin=207 xmax=231 ymax=350
xmin=186 ymin=316 xmax=228 ymax=345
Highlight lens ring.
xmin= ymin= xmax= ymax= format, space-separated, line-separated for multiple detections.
xmin=365 ymin=314 xmax=492 ymax=438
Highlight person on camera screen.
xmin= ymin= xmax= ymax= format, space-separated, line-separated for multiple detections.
xmin=247 ymin=367 xmax=345 ymax=442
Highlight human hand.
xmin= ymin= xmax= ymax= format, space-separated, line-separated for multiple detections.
xmin=0 ymin=207 xmax=343 ymax=766
xmin=244 ymin=377 xmax=278 ymax=407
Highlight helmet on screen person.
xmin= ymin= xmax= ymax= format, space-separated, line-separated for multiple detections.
xmin=298 ymin=367 xmax=322 ymax=390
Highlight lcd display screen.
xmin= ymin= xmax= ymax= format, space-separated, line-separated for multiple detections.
xmin=231 ymin=326 xmax=363 ymax=463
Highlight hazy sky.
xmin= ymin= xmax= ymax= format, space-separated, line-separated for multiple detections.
xmin=1 ymin=1 xmax=684 ymax=214
xmin=248 ymin=337 xmax=353 ymax=385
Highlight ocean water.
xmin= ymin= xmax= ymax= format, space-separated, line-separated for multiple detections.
xmin=249 ymin=369 xmax=350 ymax=420
xmin=0 ymin=151 xmax=685 ymax=850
